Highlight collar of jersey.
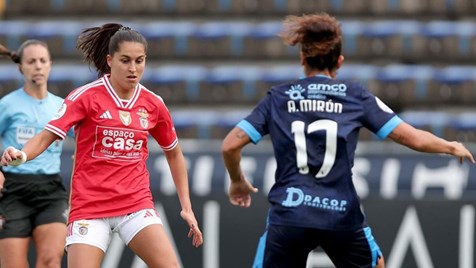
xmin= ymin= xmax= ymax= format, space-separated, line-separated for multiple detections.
xmin=299 ymin=74 xmax=332 ymax=80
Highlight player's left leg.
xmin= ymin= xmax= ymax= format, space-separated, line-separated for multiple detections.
xmin=322 ymin=226 xmax=384 ymax=268
xmin=120 ymin=208 xmax=179 ymax=268
xmin=128 ymin=224 xmax=179 ymax=268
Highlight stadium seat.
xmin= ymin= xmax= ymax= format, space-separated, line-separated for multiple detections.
xmin=199 ymin=65 xmax=264 ymax=104
xmin=0 ymin=64 xmax=22 ymax=96
xmin=188 ymin=21 xmax=253 ymax=58
xmin=256 ymin=64 xmax=302 ymax=91
xmin=0 ymin=20 xmax=29 ymax=52
xmin=427 ymin=66 xmax=476 ymax=106
xmin=171 ymin=109 xmax=220 ymax=139
xmin=242 ymin=21 xmax=294 ymax=59
xmin=27 ymin=20 xmax=84 ymax=58
xmin=414 ymin=21 xmax=461 ymax=61
xmin=142 ymin=65 xmax=208 ymax=104
xmin=337 ymin=64 xmax=378 ymax=88
xmin=47 ymin=65 xmax=97 ymax=98
xmin=369 ymin=64 xmax=434 ymax=111
xmin=141 ymin=21 xmax=197 ymax=59
xmin=399 ymin=110 xmax=452 ymax=138
xmin=449 ymin=112 xmax=476 ymax=142
xmin=369 ymin=0 xmax=427 ymax=14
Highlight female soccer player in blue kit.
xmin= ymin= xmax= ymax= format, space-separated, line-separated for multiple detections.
xmin=221 ymin=13 xmax=474 ymax=268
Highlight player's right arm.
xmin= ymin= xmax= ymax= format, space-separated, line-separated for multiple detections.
xmin=222 ymin=127 xmax=258 ymax=208
xmin=388 ymin=121 xmax=475 ymax=164
xmin=1 ymin=130 xmax=58 ymax=166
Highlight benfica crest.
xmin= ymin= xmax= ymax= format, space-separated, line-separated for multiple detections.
xmin=119 ymin=110 xmax=132 ymax=126
xmin=136 ymin=108 xmax=149 ymax=129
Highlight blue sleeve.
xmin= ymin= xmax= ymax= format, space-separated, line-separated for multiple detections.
xmin=236 ymin=94 xmax=271 ymax=144
xmin=376 ymin=116 xmax=403 ymax=139
xmin=237 ymin=120 xmax=262 ymax=144
xmin=0 ymin=98 xmax=9 ymax=136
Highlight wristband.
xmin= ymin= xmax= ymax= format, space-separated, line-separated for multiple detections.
xmin=7 ymin=148 xmax=27 ymax=166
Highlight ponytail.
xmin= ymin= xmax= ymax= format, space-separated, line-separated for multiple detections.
xmin=77 ymin=23 xmax=147 ymax=77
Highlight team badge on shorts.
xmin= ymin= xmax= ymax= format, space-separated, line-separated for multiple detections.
xmin=78 ymin=222 xmax=90 ymax=235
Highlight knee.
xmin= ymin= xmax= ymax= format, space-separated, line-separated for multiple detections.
xmin=37 ymin=249 xmax=64 ymax=268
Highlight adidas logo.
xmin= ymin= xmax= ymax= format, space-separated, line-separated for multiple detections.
xmin=144 ymin=210 xmax=154 ymax=218
xmin=99 ymin=110 xmax=112 ymax=119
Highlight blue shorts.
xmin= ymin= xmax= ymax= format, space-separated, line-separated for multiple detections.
xmin=253 ymin=223 xmax=382 ymax=268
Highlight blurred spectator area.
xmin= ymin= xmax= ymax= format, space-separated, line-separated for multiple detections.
xmin=3 ymin=0 xmax=476 ymax=17
xmin=1 ymin=20 xmax=476 ymax=63
xmin=1 ymin=0 xmax=476 ymax=141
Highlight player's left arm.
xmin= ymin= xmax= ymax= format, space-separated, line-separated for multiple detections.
xmin=388 ymin=121 xmax=475 ymax=164
xmin=163 ymin=144 xmax=203 ymax=247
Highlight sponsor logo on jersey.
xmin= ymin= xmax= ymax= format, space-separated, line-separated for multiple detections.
xmin=307 ymin=83 xmax=347 ymax=98
xmin=285 ymin=85 xmax=305 ymax=100
xmin=119 ymin=110 xmax=132 ymax=126
xmin=281 ymin=187 xmax=347 ymax=212
xmin=92 ymin=126 xmax=147 ymax=161
xmin=136 ymin=108 xmax=149 ymax=129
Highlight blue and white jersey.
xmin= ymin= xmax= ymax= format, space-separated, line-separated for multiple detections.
xmin=237 ymin=75 xmax=402 ymax=231
xmin=0 ymin=88 xmax=73 ymax=174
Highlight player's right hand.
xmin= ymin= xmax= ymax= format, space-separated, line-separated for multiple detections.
xmin=1 ymin=146 xmax=26 ymax=166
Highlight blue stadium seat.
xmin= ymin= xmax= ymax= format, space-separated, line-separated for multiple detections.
xmin=399 ymin=111 xmax=452 ymax=138
xmin=141 ymin=21 xmax=197 ymax=58
xmin=448 ymin=112 xmax=476 ymax=142
xmin=0 ymin=21 xmax=30 ymax=51
xmin=188 ymin=21 xmax=253 ymax=58
xmin=143 ymin=65 xmax=208 ymax=104
xmin=340 ymin=21 xmax=365 ymax=57
xmin=428 ymin=66 xmax=476 ymax=105
xmin=337 ymin=64 xmax=378 ymax=88
xmin=415 ymin=21 xmax=460 ymax=60
xmin=372 ymin=64 xmax=434 ymax=106
xmin=0 ymin=64 xmax=23 ymax=96
xmin=200 ymin=65 xmax=264 ymax=103
xmin=47 ymin=65 xmax=97 ymax=98
xmin=27 ymin=21 xmax=84 ymax=57
xmin=171 ymin=109 xmax=220 ymax=139
xmin=358 ymin=20 xmax=421 ymax=59
xmin=243 ymin=21 xmax=295 ymax=58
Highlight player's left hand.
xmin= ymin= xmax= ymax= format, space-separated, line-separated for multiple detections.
xmin=180 ymin=210 xmax=203 ymax=248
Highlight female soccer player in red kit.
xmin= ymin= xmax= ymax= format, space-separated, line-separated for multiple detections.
xmin=1 ymin=23 xmax=203 ymax=268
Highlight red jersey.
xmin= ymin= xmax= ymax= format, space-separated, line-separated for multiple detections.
xmin=46 ymin=75 xmax=178 ymax=223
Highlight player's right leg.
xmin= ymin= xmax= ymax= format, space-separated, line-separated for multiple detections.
xmin=67 ymin=243 xmax=105 ymax=268
xmin=65 ymin=219 xmax=111 ymax=268
xmin=0 ymin=237 xmax=30 ymax=268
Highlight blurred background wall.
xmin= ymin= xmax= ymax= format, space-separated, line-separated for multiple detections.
xmin=1 ymin=1 xmax=476 ymax=267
